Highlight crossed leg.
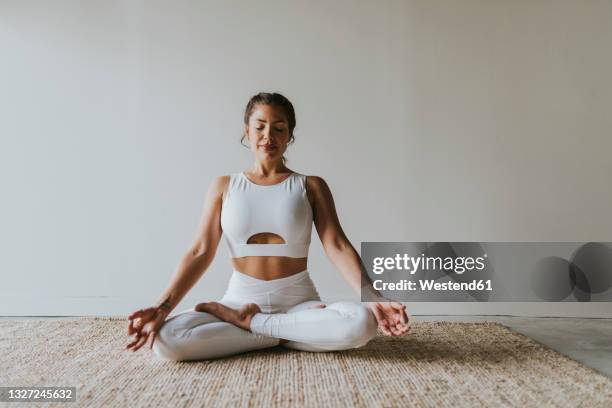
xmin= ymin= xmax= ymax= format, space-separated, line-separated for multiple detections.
xmin=152 ymin=305 xmax=280 ymax=361
xmin=153 ymin=301 xmax=378 ymax=361
xmin=250 ymin=300 xmax=379 ymax=352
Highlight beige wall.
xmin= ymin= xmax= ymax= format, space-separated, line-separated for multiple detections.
xmin=1 ymin=0 xmax=611 ymax=316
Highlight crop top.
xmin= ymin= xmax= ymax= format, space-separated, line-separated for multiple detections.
xmin=220 ymin=172 xmax=313 ymax=258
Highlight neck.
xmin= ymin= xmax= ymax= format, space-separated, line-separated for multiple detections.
xmin=249 ymin=160 xmax=289 ymax=176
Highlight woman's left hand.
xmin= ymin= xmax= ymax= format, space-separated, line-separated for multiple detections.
xmin=366 ymin=300 xmax=410 ymax=336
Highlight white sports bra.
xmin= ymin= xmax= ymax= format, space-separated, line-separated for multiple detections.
xmin=220 ymin=172 xmax=313 ymax=258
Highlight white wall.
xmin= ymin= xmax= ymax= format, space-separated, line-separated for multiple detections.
xmin=1 ymin=0 xmax=611 ymax=317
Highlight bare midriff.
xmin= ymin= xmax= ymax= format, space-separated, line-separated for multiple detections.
xmin=231 ymin=256 xmax=308 ymax=281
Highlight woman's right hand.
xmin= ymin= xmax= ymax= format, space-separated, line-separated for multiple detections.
xmin=126 ymin=306 xmax=169 ymax=352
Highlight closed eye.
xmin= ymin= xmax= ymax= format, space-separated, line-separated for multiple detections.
xmin=256 ymin=127 xmax=284 ymax=132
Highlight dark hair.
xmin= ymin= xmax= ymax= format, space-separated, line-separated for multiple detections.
xmin=241 ymin=92 xmax=296 ymax=164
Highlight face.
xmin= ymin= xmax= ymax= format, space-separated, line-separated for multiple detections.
xmin=244 ymin=104 xmax=291 ymax=163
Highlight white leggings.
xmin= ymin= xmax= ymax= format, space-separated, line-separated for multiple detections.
xmin=152 ymin=269 xmax=378 ymax=361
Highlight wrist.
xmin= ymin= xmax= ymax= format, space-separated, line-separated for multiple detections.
xmin=155 ymin=295 xmax=175 ymax=315
xmin=361 ymin=287 xmax=387 ymax=303
xmin=157 ymin=305 xmax=172 ymax=314
xmin=365 ymin=298 xmax=387 ymax=307
xmin=360 ymin=284 xmax=382 ymax=302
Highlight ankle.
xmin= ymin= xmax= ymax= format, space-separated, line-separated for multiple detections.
xmin=240 ymin=303 xmax=261 ymax=331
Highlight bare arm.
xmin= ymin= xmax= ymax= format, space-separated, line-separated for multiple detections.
xmin=306 ymin=175 xmax=410 ymax=336
xmin=126 ymin=175 xmax=228 ymax=352
xmin=306 ymin=176 xmax=381 ymax=300
xmin=154 ymin=175 xmax=228 ymax=314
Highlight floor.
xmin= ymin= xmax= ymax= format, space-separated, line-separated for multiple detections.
xmin=417 ymin=315 xmax=612 ymax=378
xmin=2 ymin=315 xmax=611 ymax=378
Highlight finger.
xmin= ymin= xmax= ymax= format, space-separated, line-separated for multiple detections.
xmin=131 ymin=333 xmax=148 ymax=352
xmin=128 ymin=309 xmax=144 ymax=320
xmin=395 ymin=322 xmax=409 ymax=335
xmin=379 ymin=320 xmax=392 ymax=336
xmin=390 ymin=303 xmax=407 ymax=324
xmin=389 ymin=322 xmax=402 ymax=336
xmin=133 ymin=317 xmax=145 ymax=331
xmin=392 ymin=310 xmax=402 ymax=326
xmin=399 ymin=309 xmax=408 ymax=325
xmin=392 ymin=317 xmax=408 ymax=332
xmin=127 ymin=319 xmax=135 ymax=335
xmin=126 ymin=334 xmax=141 ymax=350
xmin=148 ymin=331 xmax=157 ymax=350
xmin=370 ymin=306 xmax=393 ymax=336
xmin=387 ymin=308 xmax=401 ymax=327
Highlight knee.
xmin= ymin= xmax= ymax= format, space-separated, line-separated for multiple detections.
xmin=332 ymin=302 xmax=378 ymax=349
xmin=152 ymin=320 xmax=188 ymax=361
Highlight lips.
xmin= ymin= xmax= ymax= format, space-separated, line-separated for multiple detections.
xmin=260 ymin=145 xmax=277 ymax=151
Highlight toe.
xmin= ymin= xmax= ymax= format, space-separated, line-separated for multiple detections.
xmin=310 ymin=304 xmax=326 ymax=309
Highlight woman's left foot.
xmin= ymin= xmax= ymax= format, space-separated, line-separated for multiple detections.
xmin=195 ymin=302 xmax=261 ymax=331
xmin=310 ymin=304 xmax=326 ymax=309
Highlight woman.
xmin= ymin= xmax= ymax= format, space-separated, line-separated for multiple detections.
xmin=126 ymin=92 xmax=410 ymax=361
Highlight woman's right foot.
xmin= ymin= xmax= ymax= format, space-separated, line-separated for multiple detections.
xmin=195 ymin=302 xmax=261 ymax=331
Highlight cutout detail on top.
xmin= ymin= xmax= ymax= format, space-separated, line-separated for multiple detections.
xmin=246 ymin=232 xmax=286 ymax=244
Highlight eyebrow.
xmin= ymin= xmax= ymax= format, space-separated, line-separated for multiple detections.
xmin=256 ymin=119 xmax=286 ymax=124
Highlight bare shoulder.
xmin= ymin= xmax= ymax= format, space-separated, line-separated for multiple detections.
xmin=207 ymin=175 xmax=231 ymax=198
xmin=305 ymin=174 xmax=328 ymax=189
xmin=305 ymin=175 xmax=332 ymax=200
xmin=304 ymin=175 xmax=340 ymax=226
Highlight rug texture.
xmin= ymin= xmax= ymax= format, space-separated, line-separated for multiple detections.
xmin=1 ymin=318 xmax=611 ymax=407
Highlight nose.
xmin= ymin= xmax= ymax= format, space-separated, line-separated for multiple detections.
xmin=262 ymin=128 xmax=274 ymax=143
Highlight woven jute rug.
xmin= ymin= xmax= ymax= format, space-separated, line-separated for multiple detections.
xmin=1 ymin=318 xmax=611 ymax=407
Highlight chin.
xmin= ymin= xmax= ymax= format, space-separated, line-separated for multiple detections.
xmin=258 ymin=152 xmax=281 ymax=160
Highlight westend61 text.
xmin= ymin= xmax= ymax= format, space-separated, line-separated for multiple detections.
xmin=372 ymin=279 xmax=493 ymax=292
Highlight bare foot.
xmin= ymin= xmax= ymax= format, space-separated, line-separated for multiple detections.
xmin=311 ymin=304 xmax=326 ymax=309
xmin=195 ymin=302 xmax=261 ymax=331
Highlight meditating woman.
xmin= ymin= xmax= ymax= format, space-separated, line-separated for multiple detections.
xmin=125 ymin=92 xmax=410 ymax=360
